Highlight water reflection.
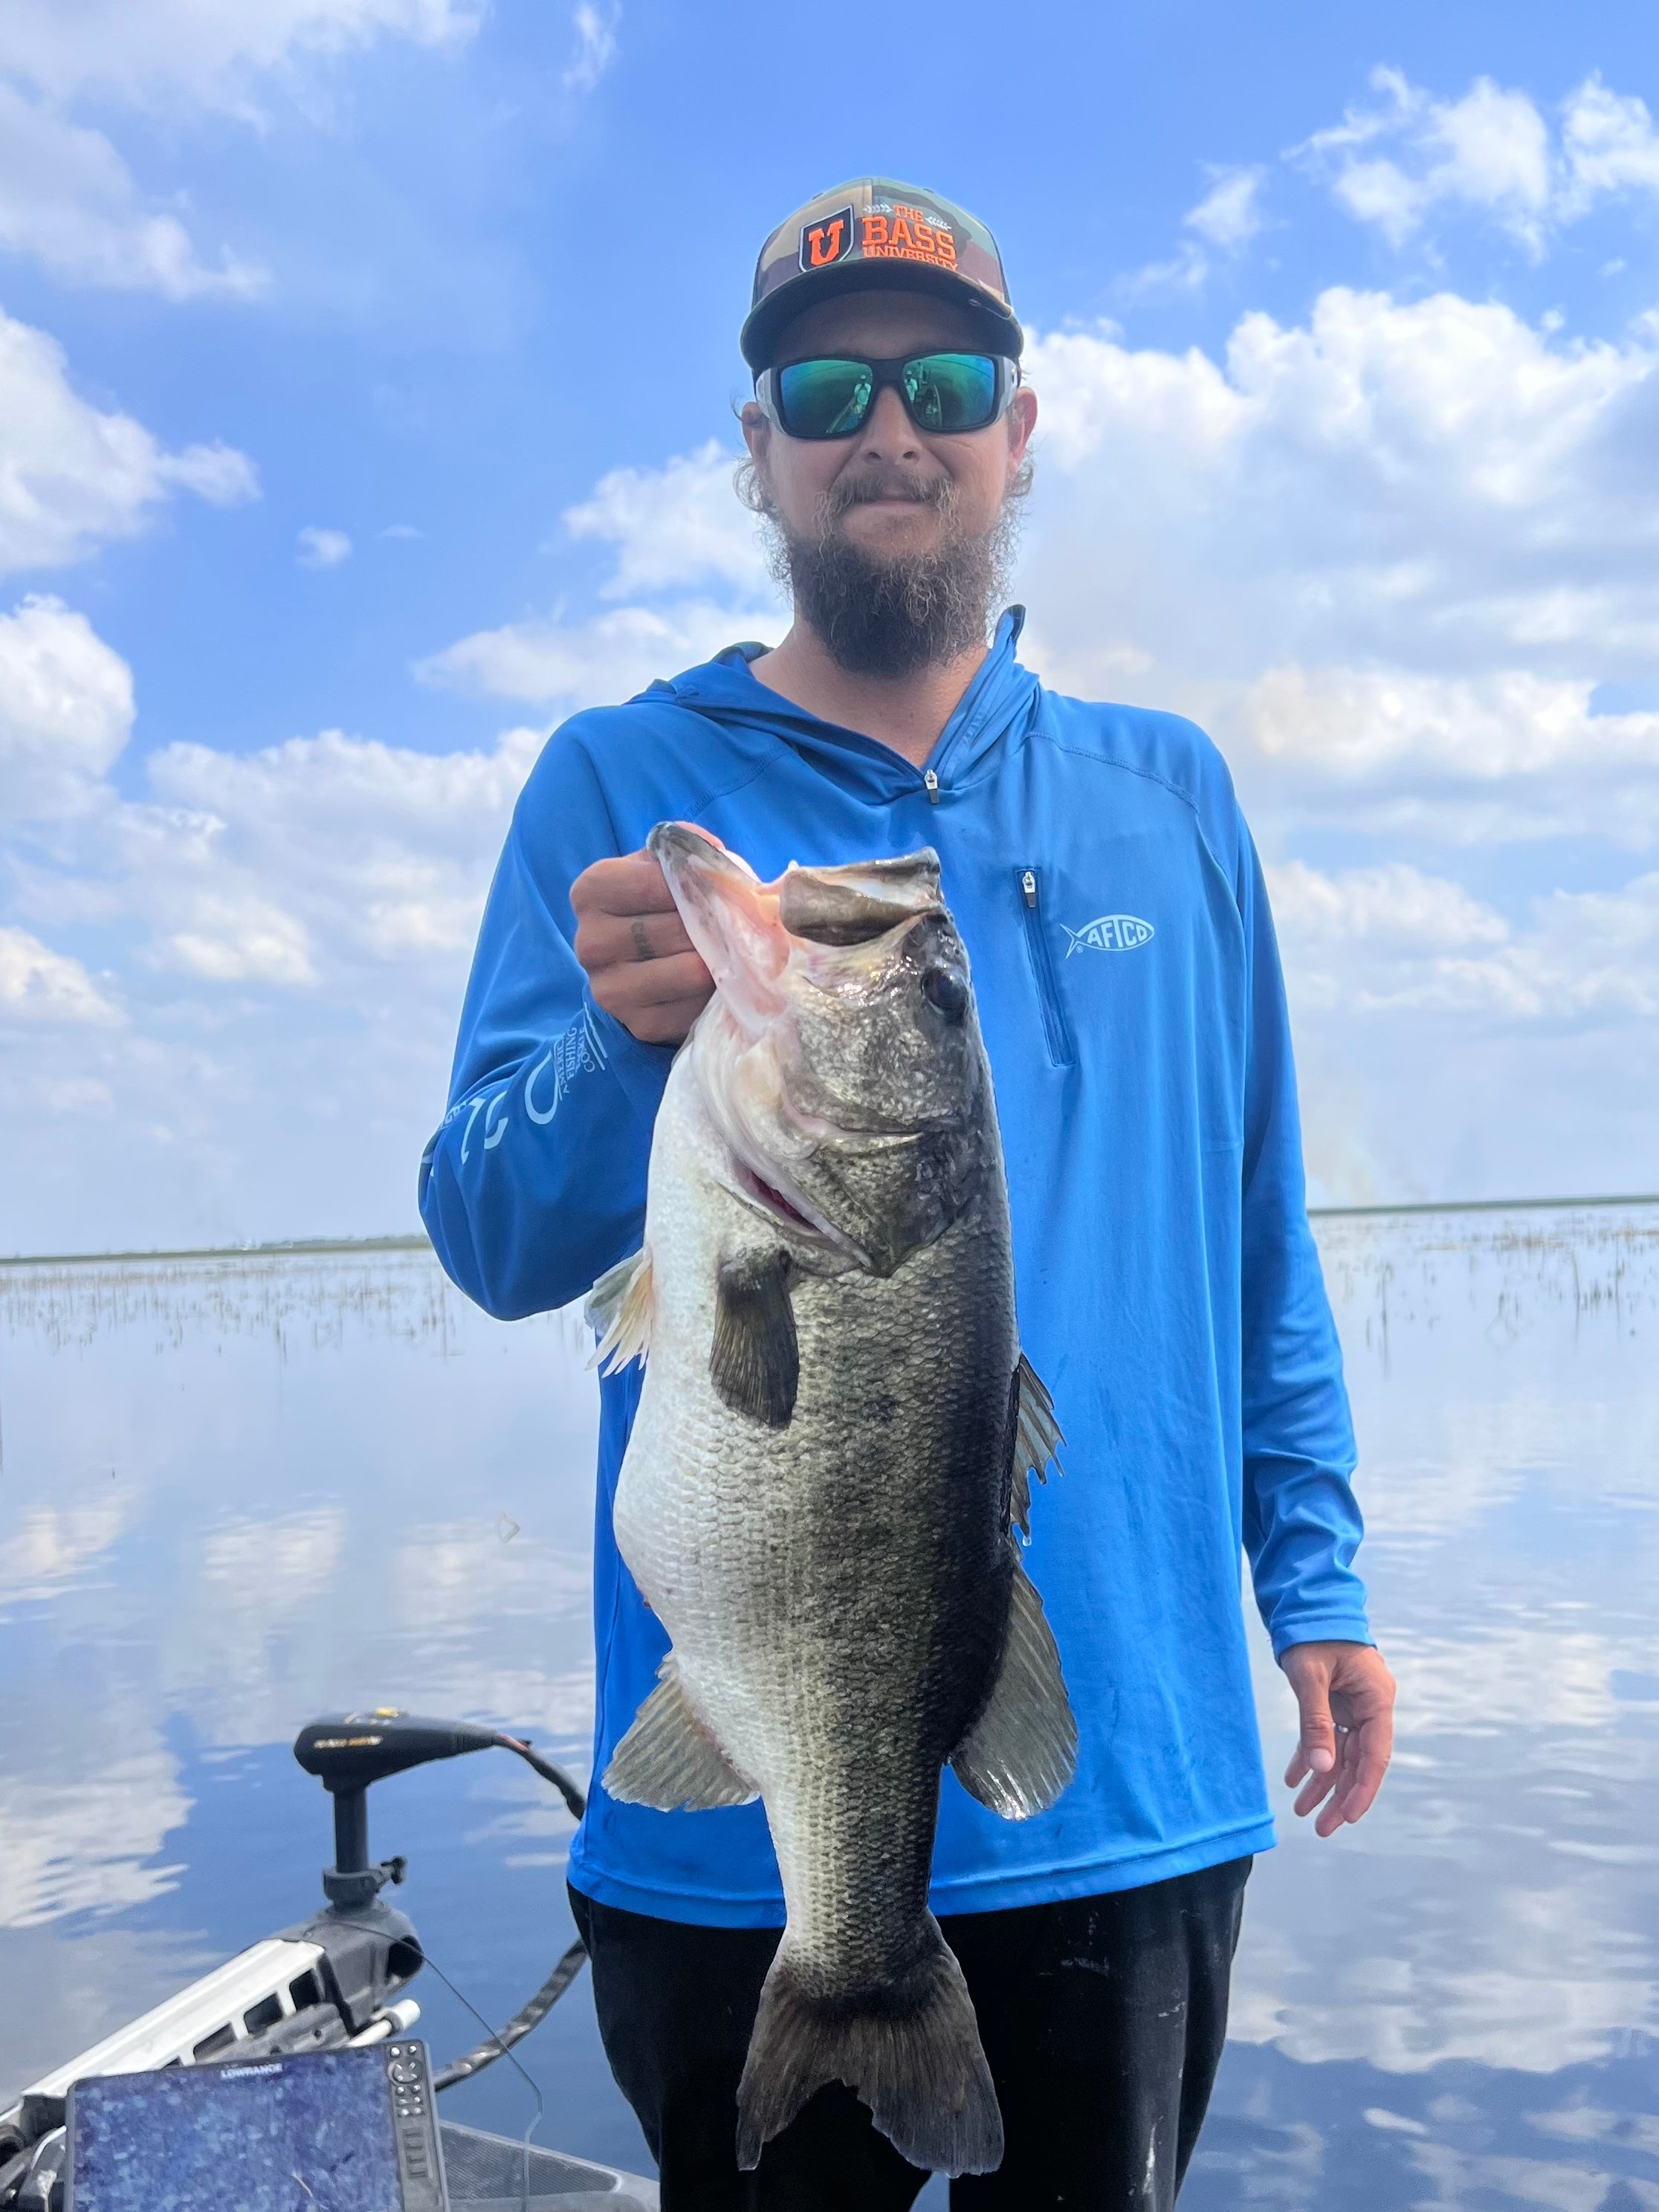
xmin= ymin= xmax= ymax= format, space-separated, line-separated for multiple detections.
xmin=1 ymin=1211 xmax=1657 ymax=2202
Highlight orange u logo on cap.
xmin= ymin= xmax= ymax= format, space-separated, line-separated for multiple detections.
xmin=799 ymin=207 xmax=853 ymax=273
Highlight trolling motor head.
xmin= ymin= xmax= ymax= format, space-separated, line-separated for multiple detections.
xmin=293 ymin=1709 xmax=586 ymax=1916
xmin=294 ymin=1710 xmax=507 ymax=1912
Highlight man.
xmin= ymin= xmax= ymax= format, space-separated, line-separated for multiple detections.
xmin=421 ymin=178 xmax=1395 ymax=2209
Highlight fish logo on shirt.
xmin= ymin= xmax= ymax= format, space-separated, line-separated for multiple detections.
xmin=1062 ymin=914 xmax=1155 ymax=955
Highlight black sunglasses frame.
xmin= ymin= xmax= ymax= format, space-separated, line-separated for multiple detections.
xmin=754 ymin=352 xmax=1021 ymax=442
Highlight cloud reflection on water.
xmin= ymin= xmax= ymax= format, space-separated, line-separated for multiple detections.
xmin=1 ymin=1212 xmax=1656 ymax=2194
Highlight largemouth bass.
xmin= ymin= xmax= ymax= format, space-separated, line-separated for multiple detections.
xmin=585 ymin=824 xmax=1076 ymax=2176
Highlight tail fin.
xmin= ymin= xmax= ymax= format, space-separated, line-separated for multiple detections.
xmin=734 ymin=1918 xmax=1002 ymax=2178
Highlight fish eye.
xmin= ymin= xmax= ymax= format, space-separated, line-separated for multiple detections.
xmin=921 ymin=966 xmax=968 ymax=1021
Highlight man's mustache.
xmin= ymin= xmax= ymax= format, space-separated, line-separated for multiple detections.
xmin=822 ymin=469 xmax=955 ymax=521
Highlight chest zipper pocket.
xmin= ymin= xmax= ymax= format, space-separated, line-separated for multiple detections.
xmin=1016 ymin=867 xmax=1076 ymax=1069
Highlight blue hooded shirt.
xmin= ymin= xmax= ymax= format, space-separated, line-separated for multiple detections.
xmin=419 ymin=609 xmax=1371 ymax=1925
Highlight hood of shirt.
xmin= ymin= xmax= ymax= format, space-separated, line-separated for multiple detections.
xmin=634 ymin=605 xmax=1044 ymax=806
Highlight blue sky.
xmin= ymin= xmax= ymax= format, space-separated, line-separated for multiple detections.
xmin=3 ymin=0 xmax=1658 ymax=1250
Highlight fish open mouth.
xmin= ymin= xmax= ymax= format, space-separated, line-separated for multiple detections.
xmin=736 ymin=1163 xmax=818 ymax=1232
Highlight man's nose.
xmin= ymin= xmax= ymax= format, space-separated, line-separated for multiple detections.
xmin=856 ymin=383 xmax=922 ymax=462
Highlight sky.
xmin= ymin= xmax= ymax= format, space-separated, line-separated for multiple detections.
xmin=1 ymin=0 xmax=1658 ymax=1253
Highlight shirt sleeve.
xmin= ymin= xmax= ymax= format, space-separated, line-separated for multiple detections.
xmin=1235 ymin=822 xmax=1374 ymax=1656
xmin=418 ymin=721 xmax=675 ymax=1320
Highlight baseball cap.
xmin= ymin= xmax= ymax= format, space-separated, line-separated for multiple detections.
xmin=741 ymin=178 xmax=1023 ymax=371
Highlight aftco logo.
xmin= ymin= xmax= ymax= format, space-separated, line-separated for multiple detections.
xmin=1062 ymin=915 xmax=1155 ymax=955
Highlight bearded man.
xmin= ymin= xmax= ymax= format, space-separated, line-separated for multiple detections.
xmin=421 ymin=179 xmax=1395 ymax=2211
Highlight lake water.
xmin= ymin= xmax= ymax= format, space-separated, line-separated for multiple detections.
xmin=2 ymin=1206 xmax=1657 ymax=2208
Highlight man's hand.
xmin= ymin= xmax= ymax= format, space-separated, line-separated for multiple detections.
xmin=572 ymin=851 xmax=714 ymax=1045
xmin=1278 ymin=1640 xmax=1395 ymax=1837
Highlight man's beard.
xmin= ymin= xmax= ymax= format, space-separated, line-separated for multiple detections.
xmin=766 ymin=469 xmax=1020 ymax=679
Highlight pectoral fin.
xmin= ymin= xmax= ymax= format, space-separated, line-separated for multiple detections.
xmin=711 ymin=1249 xmax=798 ymax=1426
xmin=951 ymin=1556 xmax=1078 ymax=1820
xmin=602 ymin=1653 xmax=758 ymax=1811
xmin=585 ymin=1247 xmax=653 ymax=1374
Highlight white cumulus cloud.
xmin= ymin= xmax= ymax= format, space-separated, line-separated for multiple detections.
xmin=1559 ymin=75 xmax=1659 ymax=213
xmin=297 ymin=525 xmax=352 ymax=568
xmin=424 ymin=445 xmax=780 ymax=705
xmin=1020 ymin=286 xmax=1659 ymax=712
xmin=1185 ymin=165 xmax=1267 ymax=250
xmin=562 ymin=1 xmax=619 ymax=96
xmin=1296 ymin=67 xmax=1659 ymax=255
xmin=0 ymin=83 xmax=266 ymax=297
xmin=0 ymin=308 xmax=258 ymax=575
xmin=0 ymin=0 xmax=480 ymax=109
xmin=565 ymin=441 xmax=767 ymax=601
xmin=0 ymin=595 xmax=135 ymax=820
xmin=1270 ymin=859 xmax=1659 ymax=1021
xmin=1241 ymin=667 xmax=1659 ymax=846
xmin=0 ymin=925 xmax=120 ymax=1024
xmin=0 ymin=601 xmax=555 ymax=1245
xmin=420 ymin=600 xmax=778 ymax=708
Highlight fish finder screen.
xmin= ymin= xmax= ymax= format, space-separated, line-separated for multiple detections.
xmin=69 ymin=2047 xmax=410 ymax=2212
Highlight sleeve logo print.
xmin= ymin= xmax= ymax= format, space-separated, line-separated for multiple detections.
xmin=460 ymin=1004 xmax=609 ymax=1165
xmin=1062 ymin=915 xmax=1156 ymax=954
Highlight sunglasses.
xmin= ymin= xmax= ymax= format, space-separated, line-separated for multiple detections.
xmin=754 ymin=352 xmax=1019 ymax=442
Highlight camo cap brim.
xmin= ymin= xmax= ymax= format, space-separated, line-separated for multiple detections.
xmin=741 ymin=178 xmax=1022 ymax=370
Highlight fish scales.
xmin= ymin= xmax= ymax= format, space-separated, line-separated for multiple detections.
xmin=592 ymin=824 xmax=1077 ymax=2177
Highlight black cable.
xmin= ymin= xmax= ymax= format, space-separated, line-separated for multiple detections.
xmin=487 ymin=1733 xmax=587 ymax=1822
xmin=418 ymin=1948 xmax=546 ymax=2212
xmin=431 ymin=1938 xmax=588 ymax=2091
xmin=429 ymin=1736 xmax=589 ymax=2092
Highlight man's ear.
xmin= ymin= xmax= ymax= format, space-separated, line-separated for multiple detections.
xmin=737 ymin=404 xmax=776 ymax=520
xmin=740 ymin=398 xmax=770 ymax=464
xmin=1006 ymin=384 xmax=1038 ymax=479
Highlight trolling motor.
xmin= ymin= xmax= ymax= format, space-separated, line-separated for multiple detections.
xmin=0 ymin=1711 xmax=589 ymax=2208
xmin=290 ymin=1709 xmax=590 ymax=2083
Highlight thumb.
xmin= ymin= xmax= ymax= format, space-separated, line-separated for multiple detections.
xmin=1297 ymin=1675 xmax=1337 ymax=1776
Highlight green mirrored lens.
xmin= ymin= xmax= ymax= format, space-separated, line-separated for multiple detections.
xmin=902 ymin=353 xmax=998 ymax=433
xmin=777 ymin=359 xmax=873 ymax=438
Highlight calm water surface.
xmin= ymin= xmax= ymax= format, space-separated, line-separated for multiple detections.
xmin=1 ymin=1207 xmax=1656 ymax=2207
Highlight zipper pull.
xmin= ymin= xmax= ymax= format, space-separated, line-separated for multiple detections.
xmin=923 ymin=769 xmax=940 ymax=805
xmin=1021 ymin=869 xmax=1038 ymax=909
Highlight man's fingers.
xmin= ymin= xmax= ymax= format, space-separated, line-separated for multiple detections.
xmin=1327 ymin=1721 xmax=1391 ymax=1831
xmin=1295 ymin=1773 xmax=1338 ymax=1820
xmin=1294 ymin=1682 xmax=1337 ymax=1781
xmin=572 ymin=851 xmax=682 ymax=919
xmin=624 ymin=995 xmax=714 ymax=1045
xmin=606 ymin=951 xmax=714 ymax=1011
xmin=576 ymin=908 xmax=699 ymax=972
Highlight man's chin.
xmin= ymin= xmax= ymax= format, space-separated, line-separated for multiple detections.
xmin=830 ymin=511 xmax=949 ymax=560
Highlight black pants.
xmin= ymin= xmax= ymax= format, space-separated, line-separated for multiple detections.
xmin=570 ymin=1857 xmax=1249 ymax=2211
